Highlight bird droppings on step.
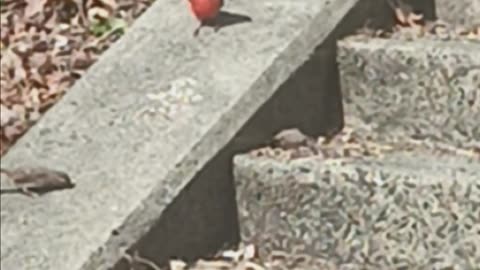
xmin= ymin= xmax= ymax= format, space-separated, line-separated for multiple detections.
xmin=134 ymin=77 xmax=203 ymax=123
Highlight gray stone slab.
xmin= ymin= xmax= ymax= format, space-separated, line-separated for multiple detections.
xmin=0 ymin=0 xmax=366 ymax=269
xmin=338 ymin=37 xmax=480 ymax=149
xmin=235 ymin=147 xmax=480 ymax=270
xmin=436 ymin=0 xmax=480 ymax=26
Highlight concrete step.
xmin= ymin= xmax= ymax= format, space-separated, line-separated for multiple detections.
xmin=234 ymin=125 xmax=480 ymax=270
xmin=337 ymin=37 xmax=480 ymax=149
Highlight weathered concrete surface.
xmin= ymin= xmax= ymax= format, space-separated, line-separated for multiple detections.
xmin=0 ymin=0 xmax=377 ymax=269
xmin=338 ymin=37 xmax=480 ymax=149
xmin=235 ymin=141 xmax=480 ymax=269
xmin=435 ymin=0 xmax=480 ymax=26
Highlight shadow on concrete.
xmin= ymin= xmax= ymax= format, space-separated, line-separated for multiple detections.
xmin=215 ymin=11 xmax=253 ymax=29
xmin=194 ymin=11 xmax=253 ymax=36
xmin=113 ymin=146 xmax=241 ymax=270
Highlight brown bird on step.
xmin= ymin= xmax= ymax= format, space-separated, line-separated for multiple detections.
xmin=0 ymin=167 xmax=75 ymax=197
xmin=272 ymin=128 xmax=319 ymax=155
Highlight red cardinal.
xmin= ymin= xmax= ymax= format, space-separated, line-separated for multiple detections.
xmin=188 ymin=0 xmax=224 ymax=36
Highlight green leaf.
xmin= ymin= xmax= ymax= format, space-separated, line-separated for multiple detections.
xmin=109 ymin=18 xmax=128 ymax=35
xmin=90 ymin=21 xmax=112 ymax=37
xmin=89 ymin=17 xmax=128 ymax=37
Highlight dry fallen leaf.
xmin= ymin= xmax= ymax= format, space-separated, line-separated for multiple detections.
xmin=24 ymin=0 xmax=48 ymax=18
xmin=98 ymin=0 xmax=118 ymax=14
xmin=243 ymin=244 xmax=256 ymax=260
xmin=234 ymin=261 xmax=265 ymax=270
xmin=193 ymin=259 xmax=233 ymax=269
xmin=222 ymin=249 xmax=243 ymax=262
xmin=394 ymin=7 xmax=407 ymax=25
xmin=0 ymin=104 xmax=19 ymax=127
xmin=407 ymin=12 xmax=423 ymax=27
xmin=1 ymin=0 xmax=151 ymax=156
xmin=170 ymin=259 xmax=188 ymax=270
xmin=88 ymin=6 xmax=111 ymax=22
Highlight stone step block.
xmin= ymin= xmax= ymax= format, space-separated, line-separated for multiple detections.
xmin=235 ymin=135 xmax=480 ymax=269
xmin=337 ymin=37 xmax=480 ymax=149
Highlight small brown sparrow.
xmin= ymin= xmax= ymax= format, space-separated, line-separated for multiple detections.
xmin=0 ymin=167 xmax=75 ymax=197
xmin=272 ymin=128 xmax=319 ymax=155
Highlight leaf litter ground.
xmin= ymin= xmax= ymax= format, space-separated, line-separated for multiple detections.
xmin=0 ymin=0 xmax=152 ymax=156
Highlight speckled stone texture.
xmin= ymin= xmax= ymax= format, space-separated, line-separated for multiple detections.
xmin=337 ymin=38 xmax=480 ymax=149
xmin=234 ymin=146 xmax=480 ymax=270
xmin=435 ymin=0 xmax=480 ymax=26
